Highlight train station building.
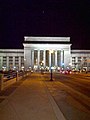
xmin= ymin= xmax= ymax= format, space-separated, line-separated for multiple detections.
xmin=0 ymin=37 xmax=90 ymax=71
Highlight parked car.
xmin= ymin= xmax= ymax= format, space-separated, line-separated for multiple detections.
xmin=60 ymin=70 xmax=72 ymax=74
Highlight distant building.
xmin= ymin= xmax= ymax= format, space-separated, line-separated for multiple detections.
xmin=0 ymin=49 xmax=24 ymax=71
xmin=0 ymin=37 xmax=90 ymax=71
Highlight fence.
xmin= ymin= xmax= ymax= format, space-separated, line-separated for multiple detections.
xmin=0 ymin=71 xmax=30 ymax=91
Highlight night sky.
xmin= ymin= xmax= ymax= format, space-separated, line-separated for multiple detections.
xmin=0 ymin=0 xmax=90 ymax=49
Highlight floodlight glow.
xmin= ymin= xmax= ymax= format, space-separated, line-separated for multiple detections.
xmin=62 ymin=63 xmax=64 ymax=66
xmin=42 ymin=60 xmax=44 ymax=63
xmin=67 ymin=67 xmax=69 ymax=69
xmin=51 ymin=66 xmax=54 ymax=69
xmin=22 ymin=66 xmax=24 ymax=69
xmin=69 ymin=63 xmax=72 ymax=66
xmin=58 ymin=67 xmax=60 ymax=70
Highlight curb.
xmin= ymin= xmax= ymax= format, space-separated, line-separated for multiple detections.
xmin=43 ymin=81 xmax=66 ymax=120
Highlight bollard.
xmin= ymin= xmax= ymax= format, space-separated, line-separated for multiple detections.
xmin=16 ymin=71 xmax=18 ymax=81
xmin=0 ymin=74 xmax=4 ymax=91
xmin=23 ymin=71 xmax=26 ymax=77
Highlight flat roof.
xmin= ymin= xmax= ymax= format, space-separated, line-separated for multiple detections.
xmin=0 ymin=49 xmax=24 ymax=53
xmin=24 ymin=37 xmax=70 ymax=42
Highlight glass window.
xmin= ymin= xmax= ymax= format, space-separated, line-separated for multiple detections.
xmin=3 ymin=57 xmax=7 ymax=66
xmin=46 ymin=50 xmax=49 ymax=66
xmin=34 ymin=50 xmax=38 ymax=65
xmin=40 ymin=50 xmax=43 ymax=63
xmin=21 ymin=56 xmax=24 ymax=67
xmin=57 ymin=50 xmax=61 ymax=66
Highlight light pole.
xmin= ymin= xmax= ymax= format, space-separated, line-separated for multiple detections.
xmin=50 ymin=50 xmax=54 ymax=81
xmin=41 ymin=60 xmax=44 ymax=74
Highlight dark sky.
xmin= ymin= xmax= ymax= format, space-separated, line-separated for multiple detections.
xmin=0 ymin=0 xmax=90 ymax=49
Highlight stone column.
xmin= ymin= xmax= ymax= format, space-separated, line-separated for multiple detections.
xmin=43 ymin=50 xmax=46 ymax=67
xmin=55 ymin=50 xmax=57 ymax=67
xmin=31 ymin=50 xmax=34 ymax=68
xmin=76 ymin=57 xmax=78 ymax=69
xmin=7 ymin=56 xmax=9 ymax=71
xmin=29 ymin=50 xmax=32 ymax=67
xmin=37 ymin=50 xmax=40 ymax=68
xmin=81 ymin=57 xmax=84 ymax=69
xmin=13 ymin=56 xmax=15 ymax=68
xmin=49 ymin=52 xmax=51 ymax=69
xmin=61 ymin=50 xmax=64 ymax=67
xmin=63 ymin=50 xmax=64 ymax=63
xmin=0 ymin=57 xmax=3 ymax=70
xmin=76 ymin=57 xmax=78 ymax=63
xmin=19 ymin=56 xmax=21 ymax=71
xmin=61 ymin=50 xmax=63 ymax=66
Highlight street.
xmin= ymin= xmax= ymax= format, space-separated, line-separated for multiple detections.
xmin=41 ymin=72 xmax=90 ymax=120
xmin=0 ymin=72 xmax=90 ymax=120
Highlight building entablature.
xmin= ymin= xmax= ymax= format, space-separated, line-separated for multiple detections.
xmin=24 ymin=36 xmax=70 ymax=42
xmin=0 ymin=49 xmax=24 ymax=53
xmin=71 ymin=50 xmax=90 ymax=53
xmin=23 ymin=43 xmax=72 ymax=50
xmin=71 ymin=50 xmax=90 ymax=57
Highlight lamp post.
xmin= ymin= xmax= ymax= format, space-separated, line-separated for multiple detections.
xmin=50 ymin=50 xmax=54 ymax=81
xmin=41 ymin=60 xmax=44 ymax=74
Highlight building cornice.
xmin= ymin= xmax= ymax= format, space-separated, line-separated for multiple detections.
xmin=24 ymin=36 xmax=70 ymax=42
xmin=0 ymin=49 xmax=24 ymax=53
xmin=71 ymin=50 xmax=90 ymax=53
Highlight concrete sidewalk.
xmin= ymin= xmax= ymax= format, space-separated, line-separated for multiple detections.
xmin=0 ymin=74 xmax=66 ymax=120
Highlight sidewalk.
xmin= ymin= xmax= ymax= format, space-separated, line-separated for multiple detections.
xmin=0 ymin=73 xmax=66 ymax=120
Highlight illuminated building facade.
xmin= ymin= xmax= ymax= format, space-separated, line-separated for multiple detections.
xmin=23 ymin=37 xmax=71 ymax=71
xmin=0 ymin=37 xmax=90 ymax=71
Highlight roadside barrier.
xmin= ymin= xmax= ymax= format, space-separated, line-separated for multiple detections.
xmin=0 ymin=74 xmax=4 ymax=91
xmin=0 ymin=71 xmax=30 ymax=91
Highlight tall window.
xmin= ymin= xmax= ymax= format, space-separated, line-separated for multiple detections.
xmin=34 ymin=50 xmax=38 ymax=65
xmin=9 ymin=56 xmax=13 ymax=69
xmin=3 ymin=57 xmax=7 ymax=67
xmin=40 ymin=50 xmax=43 ymax=63
xmin=15 ymin=56 xmax=19 ymax=68
xmin=46 ymin=50 xmax=49 ymax=66
xmin=72 ymin=57 xmax=76 ymax=63
xmin=21 ymin=56 xmax=24 ymax=67
xmin=72 ymin=57 xmax=76 ymax=68
xmin=57 ymin=50 xmax=61 ymax=66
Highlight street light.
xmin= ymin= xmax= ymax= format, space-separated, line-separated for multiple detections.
xmin=41 ymin=60 xmax=44 ymax=74
xmin=50 ymin=50 xmax=54 ymax=81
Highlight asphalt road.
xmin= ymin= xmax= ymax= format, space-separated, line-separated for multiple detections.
xmin=0 ymin=72 xmax=90 ymax=120
xmin=41 ymin=72 xmax=90 ymax=120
